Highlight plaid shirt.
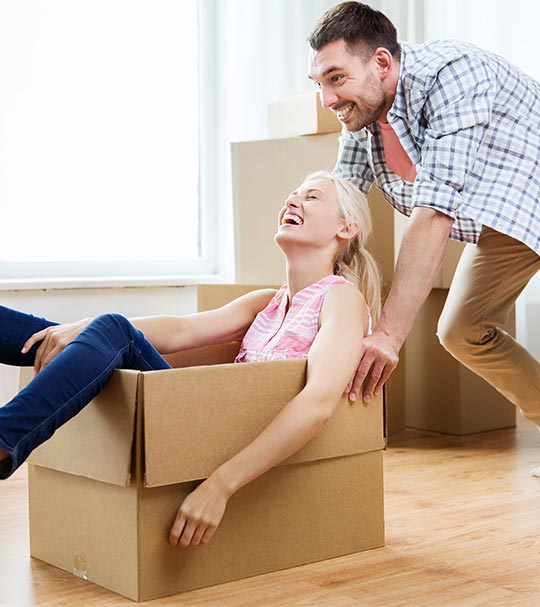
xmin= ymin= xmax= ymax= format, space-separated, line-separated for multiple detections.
xmin=335 ymin=40 xmax=540 ymax=253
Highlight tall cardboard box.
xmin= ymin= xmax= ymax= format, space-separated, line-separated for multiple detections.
xmin=268 ymin=90 xmax=341 ymax=139
xmin=25 ymin=345 xmax=385 ymax=602
xmin=404 ymin=289 xmax=516 ymax=434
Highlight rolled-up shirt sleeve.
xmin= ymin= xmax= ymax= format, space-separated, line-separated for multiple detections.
xmin=412 ymin=56 xmax=495 ymax=225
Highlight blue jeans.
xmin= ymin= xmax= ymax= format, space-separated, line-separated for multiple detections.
xmin=0 ymin=306 xmax=171 ymax=479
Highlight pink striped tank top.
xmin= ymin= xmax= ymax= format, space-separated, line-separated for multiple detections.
xmin=235 ymin=275 xmax=368 ymax=364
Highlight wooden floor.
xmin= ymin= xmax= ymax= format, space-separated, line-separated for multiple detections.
xmin=2 ymin=417 xmax=539 ymax=607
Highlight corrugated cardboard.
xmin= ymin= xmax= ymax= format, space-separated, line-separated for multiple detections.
xmin=404 ymin=289 xmax=516 ymax=434
xmin=268 ymin=90 xmax=341 ymax=139
xmin=27 ymin=345 xmax=385 ymax=601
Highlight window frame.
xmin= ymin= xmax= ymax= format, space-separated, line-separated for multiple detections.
xmin=0 ymin=0 xmax=221 ymax=291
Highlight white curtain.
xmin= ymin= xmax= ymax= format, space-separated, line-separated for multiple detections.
xmin=208 ymin=0 xmax=424 ymax=143
xmin=425 ymin=0 xmax=540 ymax=81
xmin=424 ymin=0 xmax=540 ymax=358
xmin=203 ymin=0 xmax=424 ymax=278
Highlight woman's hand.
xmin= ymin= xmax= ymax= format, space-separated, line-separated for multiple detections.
xmin=168 ymin=475 xmax=230 ymax=548
xmin=22 ymin=318 xmax=93 ymax=373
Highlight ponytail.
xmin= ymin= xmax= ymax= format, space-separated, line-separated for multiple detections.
xmin=334 ymin=239 xmax=381 ymax=321
xmin=307 ymin=171 xmax=382 ymax=321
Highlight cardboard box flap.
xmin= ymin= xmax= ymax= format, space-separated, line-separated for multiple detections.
xmin=28 ymin=370 xmax=140 ymax=487
xmin=143 ymin=359 xmax=384 ymax=488
xmin=164 ymin=342 xmax=241 ymax=369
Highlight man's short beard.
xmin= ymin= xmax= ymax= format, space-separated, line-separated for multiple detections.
xmin=349 ymin=95 xmax=389 ymax=131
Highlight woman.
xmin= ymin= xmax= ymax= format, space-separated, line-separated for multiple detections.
xmin=0 ymin=171 xmax=381 ymax=547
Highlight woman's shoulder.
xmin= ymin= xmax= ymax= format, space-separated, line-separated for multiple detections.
xmin=219 ymin=287 xmax=280 ymax=321
xmin=243 ymin=287 xmax=281 ymax=312
xmin=321 ymin=282 xmax=370 ymax=333
xmin=324 ymin=281 xmax=367 ymax=306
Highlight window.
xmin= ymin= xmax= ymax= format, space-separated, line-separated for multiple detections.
xmin=0 ymin=0 xmax=211 ymax=285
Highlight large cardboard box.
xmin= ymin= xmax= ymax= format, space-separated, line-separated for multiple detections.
xmin=25 ymin=344 xmax=385 ymax=602
xmin=268 ymin=90 xmax=341 ymax=139
xmin=404 ymin=289 xmax=516 ymax=434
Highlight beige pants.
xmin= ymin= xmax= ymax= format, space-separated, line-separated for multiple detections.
xmin=438 ymin=227 xmax=540 ymax=426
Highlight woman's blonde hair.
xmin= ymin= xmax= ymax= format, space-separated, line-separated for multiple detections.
xmin=307 ymin=171 xmax=382 ymax=320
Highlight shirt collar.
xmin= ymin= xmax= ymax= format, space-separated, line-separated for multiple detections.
xmin=388 ymin=42 xmax=432 ymax=124
xmin=365 ymin=43 xmax=408 ymax=136
xmin=387 ymin=43 xmax=408 ymax=121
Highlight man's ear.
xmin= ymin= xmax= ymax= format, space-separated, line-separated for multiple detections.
xmin=338 ymin=222 xmax=359 ymax=241
xmin=373 ymin=47 xmax=393 ymax=80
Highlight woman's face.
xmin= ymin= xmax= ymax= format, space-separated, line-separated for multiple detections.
xmin=275 ymin=177 xmax=346 ymax=249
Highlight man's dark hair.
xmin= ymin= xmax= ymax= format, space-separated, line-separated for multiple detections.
xmin=308 ymin=2 xmax=400 ymax=59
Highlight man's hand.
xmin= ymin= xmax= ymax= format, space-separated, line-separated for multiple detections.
xmin=21 ymin=318 xmax=92 ymax=374
xmin=347 ymin=330 xmax=400 ymax=403
xmin=169 ymin=475 xmax=230 ymax=548
xmin=346 ymin=208 xmax=453 ymax=403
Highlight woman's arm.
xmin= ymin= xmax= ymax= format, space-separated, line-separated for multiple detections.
xmin=168 ymin=283 xmax=367 ymax=548
xmin=21 ymin=289 xmax=277 ymax=372
xmin=129 ymin=289 xmax=277 ymax=354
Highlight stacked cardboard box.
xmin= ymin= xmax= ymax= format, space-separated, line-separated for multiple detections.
xmin=268 ymin=90 xmax=341 ymax=139
xmin=24 ymin=347 xmax=385 ymax=601
xmin=404 ymin=289 xmax=515 ymax=434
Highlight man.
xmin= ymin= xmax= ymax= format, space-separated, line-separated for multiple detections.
xmin=307 ymin=1 xmax=540 ymax=460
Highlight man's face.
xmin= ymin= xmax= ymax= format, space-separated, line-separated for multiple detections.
xmin=308 ymin=38 xmax=389 ymax=131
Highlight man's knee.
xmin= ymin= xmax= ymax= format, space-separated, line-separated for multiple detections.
xmin=437 ymin=307 xmax=476 ymax=359
xmin=437 ymin=312 xmax=462 ymax=356
xmin=437 ymin=309 xmax=494 ymax=361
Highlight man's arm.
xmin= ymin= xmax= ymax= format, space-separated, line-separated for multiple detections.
xmin=349 ymin=206 xmax=454 ymax=402
xmin=349 ymin=52 xmax=496 ymax=402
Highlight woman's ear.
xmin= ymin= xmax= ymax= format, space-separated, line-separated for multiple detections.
xmin=337 ymin=222 xmax=359 ymax=241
